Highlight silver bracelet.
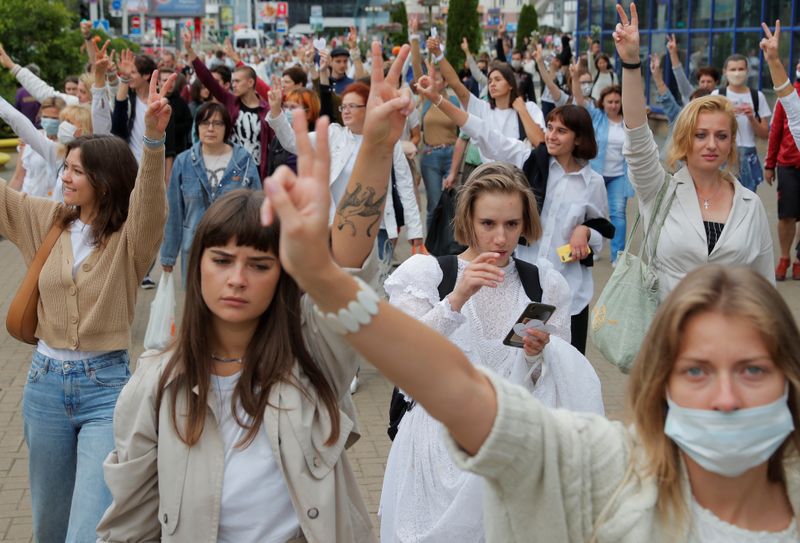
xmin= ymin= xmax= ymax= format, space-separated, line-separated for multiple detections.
xmin=118 ymin=76 xmax=130 ymax=84
xmin=313 ymin=277 xmax=380 ymax=335
xmin=774 ymin=79 xmax=792 ymax=92
xmin=143 ymin=134 xmax=166 ymax=149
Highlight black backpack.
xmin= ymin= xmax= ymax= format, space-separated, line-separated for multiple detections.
xmin=387 ymin=255 xmax=542 ymax=440
xmin=718 ymin=86 xmax=761 ymax=121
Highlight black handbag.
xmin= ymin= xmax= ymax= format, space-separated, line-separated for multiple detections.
xmin=424 ymin=188 xmax=467 ymax=257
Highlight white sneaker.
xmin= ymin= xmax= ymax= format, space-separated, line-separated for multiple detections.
xmin=350 ymin=375 xmax=359 ymax=394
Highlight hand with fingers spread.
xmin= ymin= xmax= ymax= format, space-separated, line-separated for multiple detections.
xmin=761 ymin=21 xmax=792 ymax=97
xmin=224 ymin=37 xmax=241 ymax=64
xmin=144 ymin=70 xmax=177 ymax=139
xmin=461 ymin=38 xmax=470 ymax=54
xmin=362 ymin=42 xmax=414 ymax=153
xmin=260 ymin=112 xmax=333 ymax=279
xmin=93 ymin=40 xmax=113 ymax=87
xmin=118 ymin=49 xmax=135 ymax=80
xmin=183 ymin=30 xmax=197 ymax=61
xmin=612 ymin=3 xmax=641 ymax=64
xmin=448 ymin=252 xmax=506 ymax=312
xmin=0 ymin=44 xmax=15 ymax=70
xmin=347 ymin=26 xmax=358 ymax=50
xmin=268 ymin=74 xmax=283 ymax=117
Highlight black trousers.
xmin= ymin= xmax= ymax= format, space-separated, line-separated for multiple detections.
xmin=570 ymin=305 xmax=589 ymax=355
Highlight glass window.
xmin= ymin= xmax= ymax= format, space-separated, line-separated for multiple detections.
xmin=590 ymin=0 xmax=602 ymax=26
xmin=691 ymin=0 xmax=712 ymax=28
xmin=577 ymin=0 xmax=589 ymax=31
xmin=652 ymin=0 xmax=668 ymax=33
xmin=710 ymin=33 xmax=733 ymax=76
xmin=713 ymin=0 xmax=735 ymax=29
xmin=736 ymin=0 xmax=761 ymax=28
xmin=764 ymin=1 xmax=791 ymax=28
xmin=670 ymin=0 xmax=688 ymax=30
xmin=689 ymin=34 xmax=711 ymax=76
xmin=603 ymin=0 xmax=618 ymax=29
xmin=636 ymin=0 xmax=650 ymax=29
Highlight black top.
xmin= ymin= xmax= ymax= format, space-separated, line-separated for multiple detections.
xmin=703 ymin=221 xmax=725 ymax=254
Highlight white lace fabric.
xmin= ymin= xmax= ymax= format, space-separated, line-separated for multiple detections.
xmin=379 ymin=254 xmax=603 ymax=542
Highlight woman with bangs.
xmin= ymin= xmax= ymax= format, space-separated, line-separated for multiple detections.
xmin=415 ymin=75 xmax=610 ymax=355
xmin=97 ymin=43 xmax=415 ymax=542
xmin=160 ymin=102 xmax=261 ymax=283
xmin=617 ymin=5 xmax=773 ymax=299
xmin=135 ymin=34 xmax=800 ymax=542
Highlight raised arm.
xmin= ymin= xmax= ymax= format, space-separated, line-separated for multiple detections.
xmin=535 ymin=44 xmax=567 ymax=106
xmin=0 ymin=45 xmax=79 ymax=106
xmin=513 ymin=97 xmax=545 ymax=145
xmin=667 ymin=34 xmax=693 ymax=104
xmin=185 ymin=31 xmax=235 ymax=107
xmin=586 ymin=36 xmax=598 ymax=78
xmin=91 ymin=41 xmax=114 ymax=135
xmin=347 ymin=27 xmax=367 ymax=80
xmin=410 ymin=34 xmax=424 ymax=84
xmin=0 ymin=97 xmax=57 ymax=168
xmin=761 ymin=21 xmax=800 ymax=149
xmin=428 ymin=37 xmax=471 ymax=107
xmin=650 ymin=54 xmax=682 ymax=126
xmin=570 ymin=62 xmax=587 ymax=108
xmin=495 ymin=24 xmax=508 ymax=62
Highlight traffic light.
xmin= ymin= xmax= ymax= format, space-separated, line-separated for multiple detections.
xmin=79 ymin=0 xmax=90 ymax=21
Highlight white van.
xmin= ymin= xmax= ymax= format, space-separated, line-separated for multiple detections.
xmin=233 ymin=29 xmax=262 ymax=50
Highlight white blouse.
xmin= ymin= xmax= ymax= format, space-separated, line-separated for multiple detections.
xmin=689 ymin=496 xmax=798 ymax=543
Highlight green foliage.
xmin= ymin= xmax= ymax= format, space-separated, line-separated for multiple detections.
xmin=445 ymin=0 xmax=480 ymax=70
xmin=388 ymin=1 xmax=410 ymax=46
xmin=516 ymin=3 xmax=539 ymax=51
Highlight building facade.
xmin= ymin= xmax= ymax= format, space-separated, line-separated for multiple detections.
xmin=575 ymin=0 xmax=797 ymax=105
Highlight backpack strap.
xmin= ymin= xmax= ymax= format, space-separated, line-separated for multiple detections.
xmin=436 ymin=255 xmax=459 ymax=300
xmin=512 ymin=257 xmax=543 ymax=302
xmin=517 ymin=111 xmax=527 ymax=142
xmin=750 ymin=88 xmax=761 ymax=121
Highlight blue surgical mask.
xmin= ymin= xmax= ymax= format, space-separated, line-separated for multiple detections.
xmin=40 ymin=117 xmax=60 ymax=137
xmin=664 ymin=387 xmax=794 ymax=478
xmin=57 ymin=121 xmax=78 ymax=145
xmin=283 ymin=108 xmax=294 ymax=124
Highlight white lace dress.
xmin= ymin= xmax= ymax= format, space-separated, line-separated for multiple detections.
xmin=379 ymin=255 xmax=605 ymax=543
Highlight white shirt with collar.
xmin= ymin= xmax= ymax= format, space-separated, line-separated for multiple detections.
xmin=266 ymin=111 xmax=423 ymax=240
xmin=623 ymin=122 xmax=774 ymax=300
xmin=461 ymin=113 xmax=608 ymax=315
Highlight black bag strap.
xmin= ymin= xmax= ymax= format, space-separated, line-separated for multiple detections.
xmin=436 ymin=254 xmax=542 ymax=302
xmin=517 ymin=111 xmax=527 ymax=142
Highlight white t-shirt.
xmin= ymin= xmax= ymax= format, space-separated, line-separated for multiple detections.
xmin=467 ymin=94 xmax=545 ymax=163
xmin=212 ymin=372 xmax=302 ymax=543
xmin=37 ymin=219 xmax=107 ymax=361
xmin=203 ymin=146 xmax=233 ymax=191
xmin=21 ymin=140 xmax=56 ymax=197
xmin=602 ymin=120 xmax=625 ymax=177
xmin=711 ymin=88 xmax=771 ymax=148
xmin=127 ymin=96 xmax=147 ymax=163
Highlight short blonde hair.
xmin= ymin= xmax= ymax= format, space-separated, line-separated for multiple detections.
xmin=624 ymin=266 xmax=800 ymax=526
xmin=666 ymin=95 xmax=738 ymax=174
xmin=453 ymin=162 xmax=542 ymax=247
xmin=61 ymin=104 xmax=93 ymax=135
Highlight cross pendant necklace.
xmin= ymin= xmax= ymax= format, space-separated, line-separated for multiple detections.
xmin=703 ymin=199 xmax=711 ymax=210
xmin=695 ymin=179 xmax=723 ymax=211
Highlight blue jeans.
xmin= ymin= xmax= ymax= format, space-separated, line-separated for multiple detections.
xmin=737 ymin=146 xmax=763 ymax=193
xmin=604 ymin=174 xmax=634 ymax=263
xmin=420 ymin=146 xmax=454 ymax=230
xmin=23 ymin=350 xmax=130 ymax=543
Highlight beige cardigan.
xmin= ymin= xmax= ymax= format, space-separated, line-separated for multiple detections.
xmin=622 ymin=123 xmax=774 ymax=300
xmin=447 ymin=369 xmax=800 ymax=542
xmin=96 ymin=254 xmax=378 ymax=543
xmin=0 ymin=146 xmax=166 ymax=350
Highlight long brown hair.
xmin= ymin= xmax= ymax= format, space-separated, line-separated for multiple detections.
xmin=56 ymin=135 xmax=138 ymax=247
xmin=625 ymin=266 xmax=800 ymax=525
xmin=157 ymin=189 xmax=341 ymax=447
xmin=487 ymin=61 xmax=520 ymax=109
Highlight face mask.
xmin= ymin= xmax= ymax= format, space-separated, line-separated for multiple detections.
xmin=40 ymin=118 xmax=60 ymax=137
xmin=57 ymin=121 xmax=78 ymax=145
xmin=726 ymin=70 xmax=747 ymax=86
xmin=283 ymin=108 xmax=294 ymax=124
xmin=511 ymin=59 xmax=522 ymax=70
xmin=581 ymin=83 xmax=593 ymax=97
xmin=664 ymin=387 xmax=794 ymax=478
xmin=795 ymin=70 xmax=800 ymax=80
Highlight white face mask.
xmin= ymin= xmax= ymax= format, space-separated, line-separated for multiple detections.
xmin=664 ymin=387 xmax=794 ymax=478
xmin=795 ymin=70 xmax=800 ymax=80
xmin=726 ymin=70 xmax=747 ymax=86
xmin=580 ymin=83 xmax=593 ymax=97
xmin=57 ymin=121 xmax=78 ymax=145
xmin=511 ymin=59 xmax=522 ymax=70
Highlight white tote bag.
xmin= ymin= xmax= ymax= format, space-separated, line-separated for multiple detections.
xmin=143 ymin=272 xmax=176 ymax=350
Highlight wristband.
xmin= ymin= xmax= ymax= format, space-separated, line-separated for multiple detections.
xmin=10 ymin=64 xmax=20 ymax=76
xmin=313 ymin=277 xmax=380 ymax=335
xmin=118 ymin=76 xmax=130 ymax=84
xmin=774 ymin=79 xmax=791 ymax=92
xmin=143 ymin=134 xmax=166 ymax=149
xmin=434 ymin=94 xmax=444 ymax=108
xmin=620 ymin=59 xmax=642 ymax=70
xmin=433 ymin=53 xmax=444 ymax=64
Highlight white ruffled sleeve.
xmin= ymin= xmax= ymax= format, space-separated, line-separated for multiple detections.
xmin=537 ymin=259 xmax=572 ymax=344
xmin=384 ymin=254 xmax=467 ymax=338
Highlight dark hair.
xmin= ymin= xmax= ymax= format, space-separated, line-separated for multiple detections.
xmin=234 ymin=65 xmax=257 ymax=83
xmin=134 ymin=54 xmax=157 ymax=79
xmin=64 ymin=75 xmax=79 ymax=86
xmin=341 ymin=81 xmax=370 ymax=103
xmin=511 ymin=49 xmax=524 ymax=58
xmin=57 ymin=135 xmax=138 ymax=247
xmin=598 ymin=84 xmax=622 ymax=115
xmin=190 ymin=78 xmax=208 ymax=103
xmin=487 ymin=62 xmax=520 ymax=109
xmin=194 ymin=102 xmax=233 ymax=141
xmin=689 ymin=88 xmax=712 ymax=101
xmin=546 ymin=105 xmax=598 ymax=161
xmin=282 ymin=65 xmax=308 ymax=87
xmin=723 ymin=53 xmax=748 ymax=71
xmin=210 ymin=65 xmax=232 ymax=85
xmin=156 ymin=190 xmax=342 ymax=447
xmin=696 ymin=66 xmax=721 ymax=83
xmin=594 ymin=53 xmax=611 ymax=72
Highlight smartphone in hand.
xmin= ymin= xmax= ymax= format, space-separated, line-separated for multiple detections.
xmin=503 ymin=302 xmax=557 ymax=348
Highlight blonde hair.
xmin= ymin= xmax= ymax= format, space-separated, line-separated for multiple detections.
xmin=61 ymin=104 xmax=93 ymax=135
xmin=666 ymin=95 xmax=738 ymax=174
xmin=78 ymin=72 xmax=94 ymax=95
xmin=624 ymin=266 xmax=800 ymax=526
xmin=453 ymin=162 xmax=542 ymax=247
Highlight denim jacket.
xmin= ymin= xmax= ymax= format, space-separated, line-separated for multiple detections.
xmin=160 ymin=142 xmax=261 ymax=271
xmin=585 ymin=102 xmax=629 ymax=185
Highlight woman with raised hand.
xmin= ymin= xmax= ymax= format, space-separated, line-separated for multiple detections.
xmin=198 ymin=22 xmax=800 ymax=542
xmin=379 ymin=160 xmax=603 ymax=542
xmin=96 ymin=43 xmax=415 ymax=543
xmin=415 ymin=74 xmax=610 ymax=355
xmin=761 ymin=21 xmax=800 ymax=151
xmin=618 ymin=4 xmax=773 ymax=298
xmin=0 ymin=71 xmax=173 ymax=542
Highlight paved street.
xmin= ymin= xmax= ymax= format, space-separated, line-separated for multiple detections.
xmin=0 ymin=141 xmax=798 ymax=541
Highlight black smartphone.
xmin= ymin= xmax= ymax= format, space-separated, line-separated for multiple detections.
xmin=502 ymin=302 xmax=557 ymax=348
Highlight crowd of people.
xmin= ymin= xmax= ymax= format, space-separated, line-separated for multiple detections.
xmin=0 ymin=2 xmax=799 ymax=541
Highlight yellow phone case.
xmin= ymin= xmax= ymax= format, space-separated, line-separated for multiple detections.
xmin=557 ymin=244 xmax=592 ymax=263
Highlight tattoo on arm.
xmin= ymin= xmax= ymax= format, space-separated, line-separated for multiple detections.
xmin=335 ymin=183 xmax=387 ymax=237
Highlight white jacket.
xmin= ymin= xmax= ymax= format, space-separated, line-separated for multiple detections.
xmin=267 ymin=111 xmax=423 ymax=240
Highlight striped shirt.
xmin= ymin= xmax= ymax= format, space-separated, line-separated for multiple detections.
xmin=703 ymin=221 xmax=725 ymax=254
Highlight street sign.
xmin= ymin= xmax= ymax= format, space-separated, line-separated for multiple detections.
xmin=111 ymin=0 xmax=121 ymax=10
xmin=93 ymin=18 xmax=110 ymax=31
xmin=276 ymin=20 xmax=288 ymax=33
xmin=276 ymin=2 xmax=288 ymax=18
xmin=310 ymin=5 xmax=323 ymax=32
xmin=131 ymin=14 xmax=141 ymax=34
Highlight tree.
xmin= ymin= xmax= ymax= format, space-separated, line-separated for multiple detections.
xmin=388 ymin=1 xmax=409 ymax=46
xmin=516 ymin=3 xmax=539 ymax=51
xmin=445 ymin=0 xmax=480 ymax=70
